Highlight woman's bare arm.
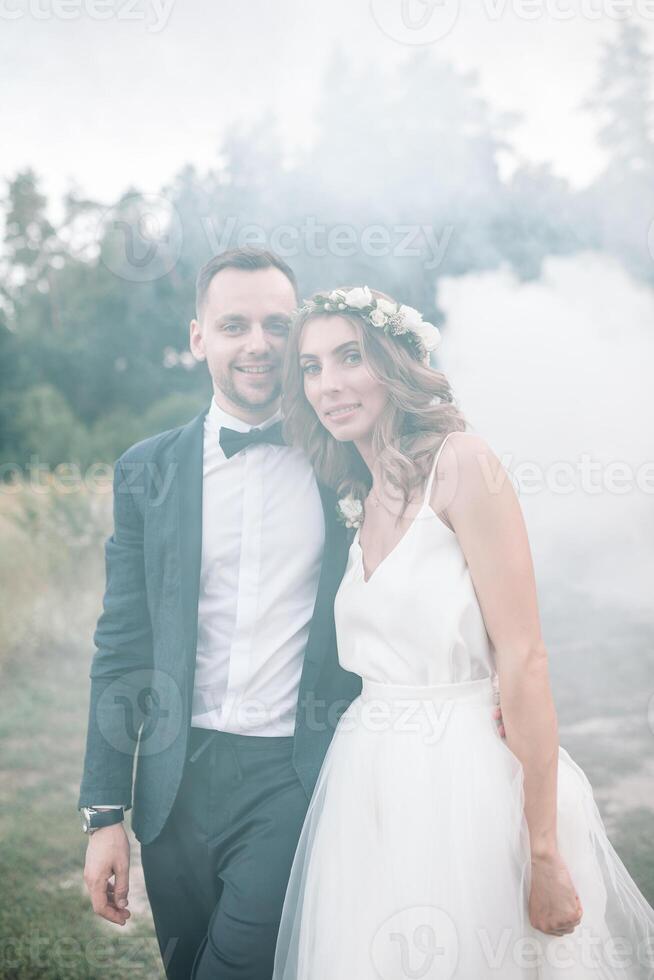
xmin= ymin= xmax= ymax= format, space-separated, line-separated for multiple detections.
xmin=434 ymin=432 xmax=558 ymax=853
xmin=432 ymin=432 xmax=582 ymax=934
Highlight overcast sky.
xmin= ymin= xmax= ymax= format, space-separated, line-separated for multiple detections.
xmin=3 ymin=0 xmax=654 ymax=209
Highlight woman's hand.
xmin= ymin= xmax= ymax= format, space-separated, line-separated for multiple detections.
xmin=528 ymin=849 xmax=583 ymax=936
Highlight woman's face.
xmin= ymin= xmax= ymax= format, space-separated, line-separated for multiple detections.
xmin=298 ymin=315 xmax=389 ymax=443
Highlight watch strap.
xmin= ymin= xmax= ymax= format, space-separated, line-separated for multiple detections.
xmin=81 ymin=806 xmax=124 ymax=832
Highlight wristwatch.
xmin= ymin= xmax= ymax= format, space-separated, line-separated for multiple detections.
xmin=80 ymin=806 xmax=125 ymax=834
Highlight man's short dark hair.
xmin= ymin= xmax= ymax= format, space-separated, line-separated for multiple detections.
xmin=195 ymin=247 xmax=299 ymax=318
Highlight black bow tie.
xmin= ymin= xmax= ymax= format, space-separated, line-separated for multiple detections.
xmin=219 ymin=420 xmax=286 ymax=459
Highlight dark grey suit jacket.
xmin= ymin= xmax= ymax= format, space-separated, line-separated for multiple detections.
xmin=78 ymin=407 xmax=362 ymax=845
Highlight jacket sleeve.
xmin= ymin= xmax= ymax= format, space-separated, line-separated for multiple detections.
xmin=77 ymin=456 xmax=154 ymax=810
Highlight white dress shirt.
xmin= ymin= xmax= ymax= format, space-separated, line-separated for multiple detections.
xmin=191 ymin=397 xmax=326 ymax=736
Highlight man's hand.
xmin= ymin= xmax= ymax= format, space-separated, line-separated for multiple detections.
xmin=493 ymin=704 xmax=506 ymax=739
xmin=83 ymin=822 xmax=131 ymax=926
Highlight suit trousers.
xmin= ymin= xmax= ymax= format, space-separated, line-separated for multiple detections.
xmin=140 ymin=725 xmax=310 ymax=980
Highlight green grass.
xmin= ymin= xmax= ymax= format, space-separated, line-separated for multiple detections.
xmin=0 ymin=485 xmax=163 ymax=979
xmin=0 ymin=648 xmax=164 ymax=980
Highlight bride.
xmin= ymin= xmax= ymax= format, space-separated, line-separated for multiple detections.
xmin=272 ymin=286 xmax=654 ymax=979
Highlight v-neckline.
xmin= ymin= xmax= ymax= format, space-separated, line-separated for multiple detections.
xmin=354 ymin=502 xmax=431 ymax=585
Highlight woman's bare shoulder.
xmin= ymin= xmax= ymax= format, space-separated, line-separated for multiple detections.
xmin=431 ymin=432 xmax=508 ymax=526
xmin=438 ymin=431 xmax=496 ymax=472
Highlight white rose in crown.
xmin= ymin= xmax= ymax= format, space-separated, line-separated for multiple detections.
xmin=343 ymin=286 xmax=373 ymax=309
xmin=414 ymin=320 xmax=442 ymax=352
xmin=396 ymin=306 xmax=439 ymax=350
xmin=395 ymin=304 xmax=441 ymax=353
xmin=398 ymin=305 xmax=423 ymax=331
xmin=337 ymin=494 xmax=364 ymax=529
xmin=369 ymin=308 xmax=387 ymax=327
xmin=376 ymin=298 xmax=397 ymax=316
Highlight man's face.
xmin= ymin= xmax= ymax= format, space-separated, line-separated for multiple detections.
xmin=190 ymin=267 xmax=297 ymax=423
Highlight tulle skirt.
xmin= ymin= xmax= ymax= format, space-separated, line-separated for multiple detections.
xmin=273 ymin=676 xmax=654 ymax=979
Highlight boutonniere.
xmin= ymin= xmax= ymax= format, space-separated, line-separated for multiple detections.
xmin=336 ymin=494 xmax=364 ymax=530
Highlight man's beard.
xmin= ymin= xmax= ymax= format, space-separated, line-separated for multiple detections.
xmin=217 ymin=364 xmax=282 ymax=414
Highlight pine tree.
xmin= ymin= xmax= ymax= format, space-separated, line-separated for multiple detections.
xmin=584 ymin=21 xmax=654 ymax=179
xmin=4 ymin=170 xmax=58 ymax=284
xmin=582 ymin=21 xmax=654 ymax=283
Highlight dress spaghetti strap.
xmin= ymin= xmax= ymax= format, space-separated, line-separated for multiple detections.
xmin=422 ymin=430 xmax=458 ymax=508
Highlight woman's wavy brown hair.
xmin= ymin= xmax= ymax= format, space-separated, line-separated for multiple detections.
xmin=282 ymin=287 xmax=469 ymax=518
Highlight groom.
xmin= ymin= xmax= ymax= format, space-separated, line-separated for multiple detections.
xmin=78 ymin=247 xmax=363 ymax=979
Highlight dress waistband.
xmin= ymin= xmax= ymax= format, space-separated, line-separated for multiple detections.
xmin=359 ymin=675 xmax=498 ymax=707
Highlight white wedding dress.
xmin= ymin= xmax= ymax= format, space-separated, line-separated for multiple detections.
xmin=273 ymin=432 xmax=654 ymax=979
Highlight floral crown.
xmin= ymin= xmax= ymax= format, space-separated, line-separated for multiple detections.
xmin=296 ymin=286 xmax=441 ymax=363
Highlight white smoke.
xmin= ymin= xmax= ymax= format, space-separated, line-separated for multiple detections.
xmin=438 ymin=251 xmax=654 ymax=617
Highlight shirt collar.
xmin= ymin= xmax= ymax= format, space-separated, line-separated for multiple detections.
xmin=206 ymin=395 xmax=282 ymax=434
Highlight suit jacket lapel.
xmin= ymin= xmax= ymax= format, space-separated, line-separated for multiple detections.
xmin=174 ymin=408 xmax=208 ymax=672
xmin=301 ymin=482 xmax=351 ymax=671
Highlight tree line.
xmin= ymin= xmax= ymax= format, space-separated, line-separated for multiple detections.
xmin=1 ymin=24 xmax=652 ymax=472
